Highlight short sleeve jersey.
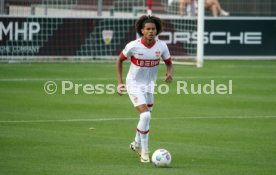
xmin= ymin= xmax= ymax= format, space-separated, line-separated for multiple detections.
xmin=120 ymin=37 xmax=171 ymax=86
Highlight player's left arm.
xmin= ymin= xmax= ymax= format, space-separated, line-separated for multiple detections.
xmin=164 ymin=59 xmax=173 ymax=83
xmin=162 ymin=42 xmax=173 ymax=83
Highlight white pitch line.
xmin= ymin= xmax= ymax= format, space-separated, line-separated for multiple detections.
xmin=0 ymin=76 xmax=275 ymax=82
xmin=0 ymin=78 xmax=113 ymax=82
xmin=0 ymin=116 xmax=275 ymax=123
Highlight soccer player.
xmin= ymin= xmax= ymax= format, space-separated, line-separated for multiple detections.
xmin=116 ymin=15 xmax=173 ymax=163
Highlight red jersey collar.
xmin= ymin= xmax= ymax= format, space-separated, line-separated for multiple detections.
xmin=141 ymin=37 xmax=156 ymax=49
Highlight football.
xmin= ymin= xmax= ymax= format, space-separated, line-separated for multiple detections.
xmin=151 ymin=149 xmax=172 ymax=167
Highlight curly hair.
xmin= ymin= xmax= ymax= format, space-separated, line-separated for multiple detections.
xmin=135 ymin=15 xmax=163 ymax=36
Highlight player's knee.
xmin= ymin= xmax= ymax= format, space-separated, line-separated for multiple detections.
xmin=147 ymin=104 xmax=153 ymax=112
xmin=140 ymin=111 xmax=151 ymax=122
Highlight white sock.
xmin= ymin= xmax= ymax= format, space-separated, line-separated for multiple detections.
xmin=134 ymin=131 xmax=141 ymax=147
xmin=136 ymin=111 xmax=151 ymax=153
xmin=140 ymin=133 xmax=149 ymax=153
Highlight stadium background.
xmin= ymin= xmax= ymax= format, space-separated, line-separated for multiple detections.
xmin=1 ymin=0 xmax=276 ymax=60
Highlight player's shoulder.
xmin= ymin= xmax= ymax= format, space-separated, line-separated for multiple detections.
xmin=126 ymin=38 xmax=141 ymax=47
xmin=155 ymin=39 xmax=167 ymax=45
xmin=155 ymin=39 xmax=168 ymax=48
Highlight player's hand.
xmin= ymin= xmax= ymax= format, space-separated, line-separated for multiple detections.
xmin=117 ymin=83 xmax=126 ymax=96
xmin=164 ymin=74 xmax=173 ymax=83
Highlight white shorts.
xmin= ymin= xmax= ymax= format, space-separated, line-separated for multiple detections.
xmin=128 ymin=92 xmax=154 ymax=108
xmin=126 ymin=80 xmax=155 ymax=109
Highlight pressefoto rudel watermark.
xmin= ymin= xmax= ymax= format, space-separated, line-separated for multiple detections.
xmin=43 ymin=80 xmax=233 ymax=95
xmin=177 ymin=80 xmax=232 ymax=95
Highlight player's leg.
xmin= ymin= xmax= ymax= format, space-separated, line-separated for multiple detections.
xmin=134 ymin=93 xmax=154 ymax=162
xmin=128 ymin=93 xmax=146 ymax=148
xmin=136 ymin=104 xmax=151 ymax=163
xmin=146 ymin=92 xmax=154 ymax=112
xmin=128 ymin=93 xmax=151 ymax=162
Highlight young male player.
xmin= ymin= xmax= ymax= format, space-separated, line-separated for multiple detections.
xmin=116 ymin=15 xmax=173 ymax=163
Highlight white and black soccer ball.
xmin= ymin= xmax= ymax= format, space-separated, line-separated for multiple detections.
xmin=151 ymin=149 xmax=172 ymax=167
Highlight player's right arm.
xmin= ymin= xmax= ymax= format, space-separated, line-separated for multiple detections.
xmin=116 ymin=54 xmax=126 ymax=96
xmin=116 ymin=41 xmax=134 ymax=95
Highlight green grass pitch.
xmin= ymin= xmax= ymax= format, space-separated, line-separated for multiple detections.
xmin=0 ymin=60 xmax=276 ymax=175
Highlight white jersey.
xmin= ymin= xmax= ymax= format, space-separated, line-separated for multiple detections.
xmin=120 ymin=38 xmax=171 ymax=88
